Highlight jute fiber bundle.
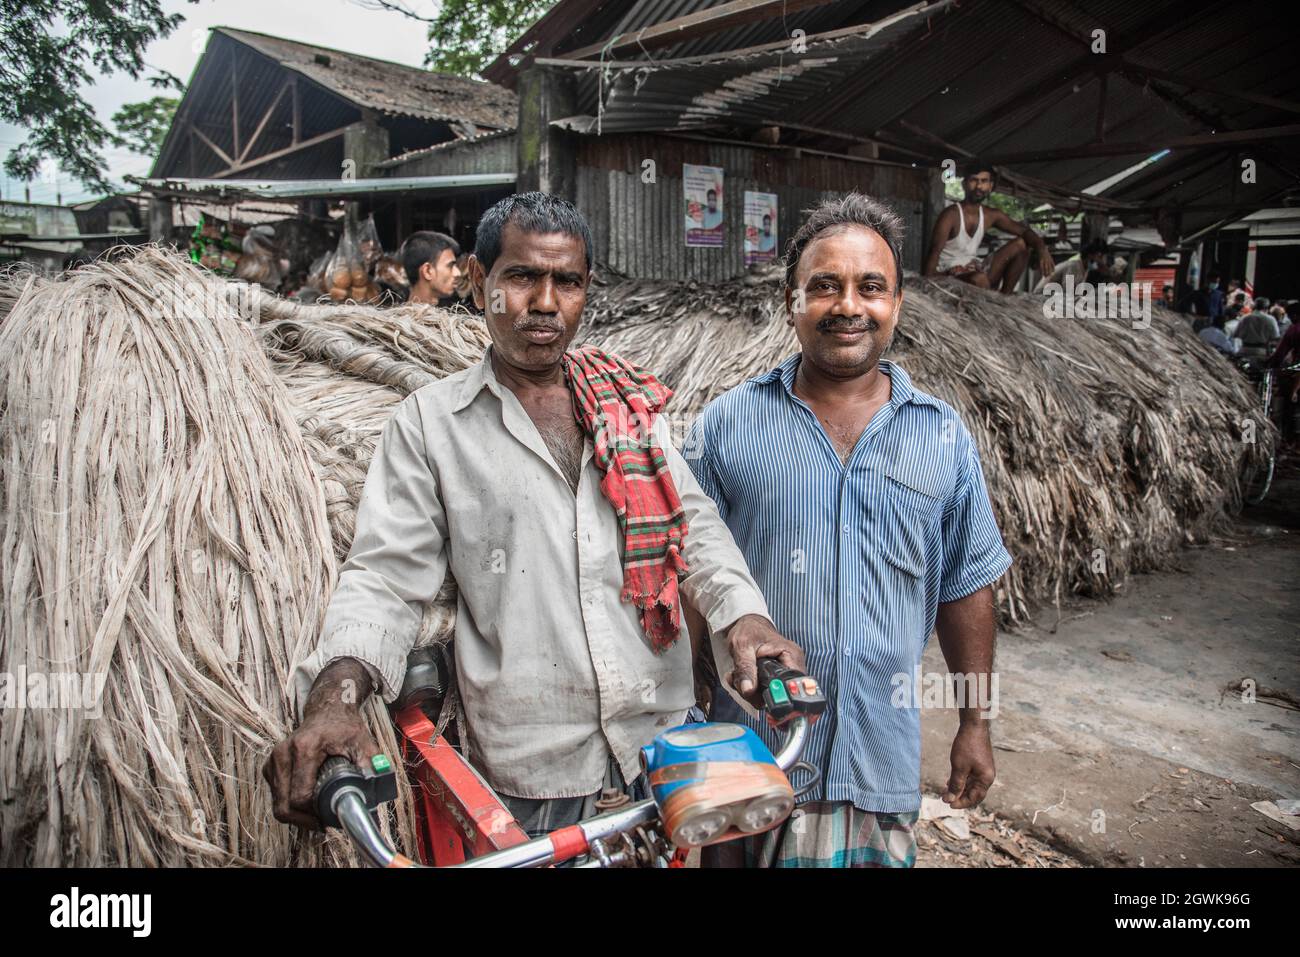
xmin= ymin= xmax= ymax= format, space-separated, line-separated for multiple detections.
xmin=252 ymin=300 xmax=488 ymax=635
xmin=0 ymin=250 xmax=414 ymax=866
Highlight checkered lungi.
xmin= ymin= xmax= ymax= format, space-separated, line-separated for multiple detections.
xmin=740 ymin=801 xmax=919 ymax=868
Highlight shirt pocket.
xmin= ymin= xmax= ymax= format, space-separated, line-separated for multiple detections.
xmin=881 ymin=455 xmax=946 ymax=521
xmin=878 ymin=541 xmax=929 ymax=651
xmin=877 ymin=459 xmax=944 ymax=647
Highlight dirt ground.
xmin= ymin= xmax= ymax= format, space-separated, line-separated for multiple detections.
xmin=917 ymin=456 xmax=1300 ymax=868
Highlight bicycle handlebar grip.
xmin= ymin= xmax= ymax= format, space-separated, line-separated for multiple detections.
xmin=314 ymin=754 xmax=398 ymax=829
xmin=314 ymin=756 xmax=359 ymax=829
xmin=757 ymin=657 xmax=827 ymax=726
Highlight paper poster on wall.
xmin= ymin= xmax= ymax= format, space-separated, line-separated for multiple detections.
xmin=744 ymin=192 xmax=779 ymax=265
xmin=684 ymin=164 xmax=725 ymax=247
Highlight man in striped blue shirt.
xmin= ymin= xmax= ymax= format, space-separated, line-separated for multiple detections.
xmin=688 ymin=194 xmax=1012 ymax=868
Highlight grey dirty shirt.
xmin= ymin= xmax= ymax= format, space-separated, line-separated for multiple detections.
xmin=292 ymin=351 xmax=769 ymax=799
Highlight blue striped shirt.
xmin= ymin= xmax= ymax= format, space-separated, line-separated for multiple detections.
xmin=686 ymin=354 xmax=1012 ymax=813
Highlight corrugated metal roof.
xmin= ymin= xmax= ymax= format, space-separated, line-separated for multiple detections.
xmin=512 ymin=0 xmax=1300 ymax=240
xmin=137 ymin=173 xmax=516 ymax=200
xmin=215 ymin=28 xmax=518 ymax=130
xmin=375 ymin=129 xmax=519 ymax=168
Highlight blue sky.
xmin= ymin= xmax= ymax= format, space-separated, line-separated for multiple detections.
xmin=1 ymin=0 xmax=436 ymax=205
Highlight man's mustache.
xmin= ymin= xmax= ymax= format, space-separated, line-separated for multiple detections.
xmin=514 ymin=315 xmax=565 ymax=333
xmin=817 ymin=316 xmax=879 ymax=333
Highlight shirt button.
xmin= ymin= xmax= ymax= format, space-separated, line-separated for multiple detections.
xmin=571 ymin=530 xmax=578 ymax=540
xmin=841 ymin=523 xmax=850 ymax=534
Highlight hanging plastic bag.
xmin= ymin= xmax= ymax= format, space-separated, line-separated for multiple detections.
xmin=357 ymin=215 xmax=384 ymax=273
xmin=324 ymin=220 xmax=378 ymax=303
xmin=233 ymin=225 xmax=284 ymax=289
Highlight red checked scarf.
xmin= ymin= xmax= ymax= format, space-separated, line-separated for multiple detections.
xmin=561 ymin=345 xmax=689 ymax=654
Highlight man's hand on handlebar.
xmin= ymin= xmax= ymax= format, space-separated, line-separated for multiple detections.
xmin=724 ymin=614 xmax=806 ymax=708
xmin=263 ymin=657 xmax=378 ymax=829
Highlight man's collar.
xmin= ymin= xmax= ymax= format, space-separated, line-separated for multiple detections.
xmin=754 ymin=353 xmax=941 ymax=410
xmin=452 ymin=345 xmax=503 ymax=413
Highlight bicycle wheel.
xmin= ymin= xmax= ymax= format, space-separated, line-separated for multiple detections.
xmin=1243 ymin=369 xmax=1276 ymax=505
xmin=1243 ymin=452 xmax=1275 ymax=506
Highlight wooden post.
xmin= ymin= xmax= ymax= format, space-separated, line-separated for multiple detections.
xmin=394 ymin=201 xmax=407 ymax=247
xmin=516 ymin=66 xmax=577 ymax=200
xmin=1081 ymin=212 xmax=1110 ymax=251
xmin=343 ymin=113 xmax=390 ymax=179
xmin=148 ymin=196 xmax=174 ymax=245
xmin=922 ymin=166 xmax=946 ymax=270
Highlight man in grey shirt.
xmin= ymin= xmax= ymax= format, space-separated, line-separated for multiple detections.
xmin=1235 ymin=297 xmax=1280 ymax=358
xmin=264 ymin=193 xmax=803 ymax=836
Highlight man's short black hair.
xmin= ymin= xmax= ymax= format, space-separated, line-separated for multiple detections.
xmin=707 ymin=189 xmax=718 ymax=198
xmin=962 ymin=158 xmax=997 ymax=182
xmin=785 ymin=192 xmax=905 ymax=296
xmin=401 ymin=231 xmax=461 ymax=286
xmin=1083 ymin=239 xmax=1109 ymax=257
xmin=1208 ymin=272 xmax=1221 ymax=283
xmin=1253 ymin=296 xmax=1271 ymax=311
xmin=474 ymin=191 xmax=593 ymax=275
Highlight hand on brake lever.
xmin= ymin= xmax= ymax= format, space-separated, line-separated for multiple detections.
xmin=263 ymin=657 xmax=378 ymax=829
xmin=724 ymin=614 xmax=806 ymax=708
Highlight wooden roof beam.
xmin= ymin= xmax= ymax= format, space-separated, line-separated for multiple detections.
xmin=948 ymin=0 xmax=1217 ymax=147
xmin=210 ymin=124 xmax=351 ymax=179
xmin=1118 ymin=61 xmax=1300 ymax=116
xmin=979 ymin=123 xmax=1300 ymax=165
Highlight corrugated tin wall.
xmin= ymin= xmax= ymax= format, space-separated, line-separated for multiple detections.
xmin=576 ymin=134 xmax=929 ymax=282
xmin=384 ymin=134 xmax=518 ymax=178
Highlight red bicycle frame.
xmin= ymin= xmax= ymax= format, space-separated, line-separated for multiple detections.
xmin=392 ymin=704 xmax=531 ymax=865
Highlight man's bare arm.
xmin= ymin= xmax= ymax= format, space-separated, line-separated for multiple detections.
xmin=934 ymin=585 xmax=997 ymax=809
xmin=922 ymin=206 xmax=956 ymax=277
xmin=989 ymin=209 xmax=1053 ymax=275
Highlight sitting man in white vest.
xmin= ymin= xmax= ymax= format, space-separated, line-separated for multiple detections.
xmin=923 ymin=158 xmax=1054 ymax=295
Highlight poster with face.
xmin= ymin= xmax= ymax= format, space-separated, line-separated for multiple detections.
xmin=684 ymin=164 xmax=725 ymax=247
xmin=744 ymin=191 xmax=778 ymax=265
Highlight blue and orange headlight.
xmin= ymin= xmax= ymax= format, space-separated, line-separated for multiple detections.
xmin=640 ymin=722 xmax=794 ymax=848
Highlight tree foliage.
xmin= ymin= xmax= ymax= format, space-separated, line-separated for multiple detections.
xmin=358 ymin=0 xmax=552 ymax=77
xmin=111 ymin=95 xmax=181 ymax=158
xmin=424 ymin=0 xmax=551 ymax=76
xmin=1 ymin=0 xmax=190 ymax=193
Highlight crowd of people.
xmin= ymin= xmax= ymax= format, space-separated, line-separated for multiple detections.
xmin=1183 ymin=272 xmax=1300 ymax=448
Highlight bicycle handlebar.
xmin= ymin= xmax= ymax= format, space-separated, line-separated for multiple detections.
xmin=316 ymin=661 xmax=822 ymax=869
xmin=454 ymin=712 xmax=813 ymax=869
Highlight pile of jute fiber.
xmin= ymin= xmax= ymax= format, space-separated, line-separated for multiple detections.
xmin=0 ymin=251 xmax=429 ymax=866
